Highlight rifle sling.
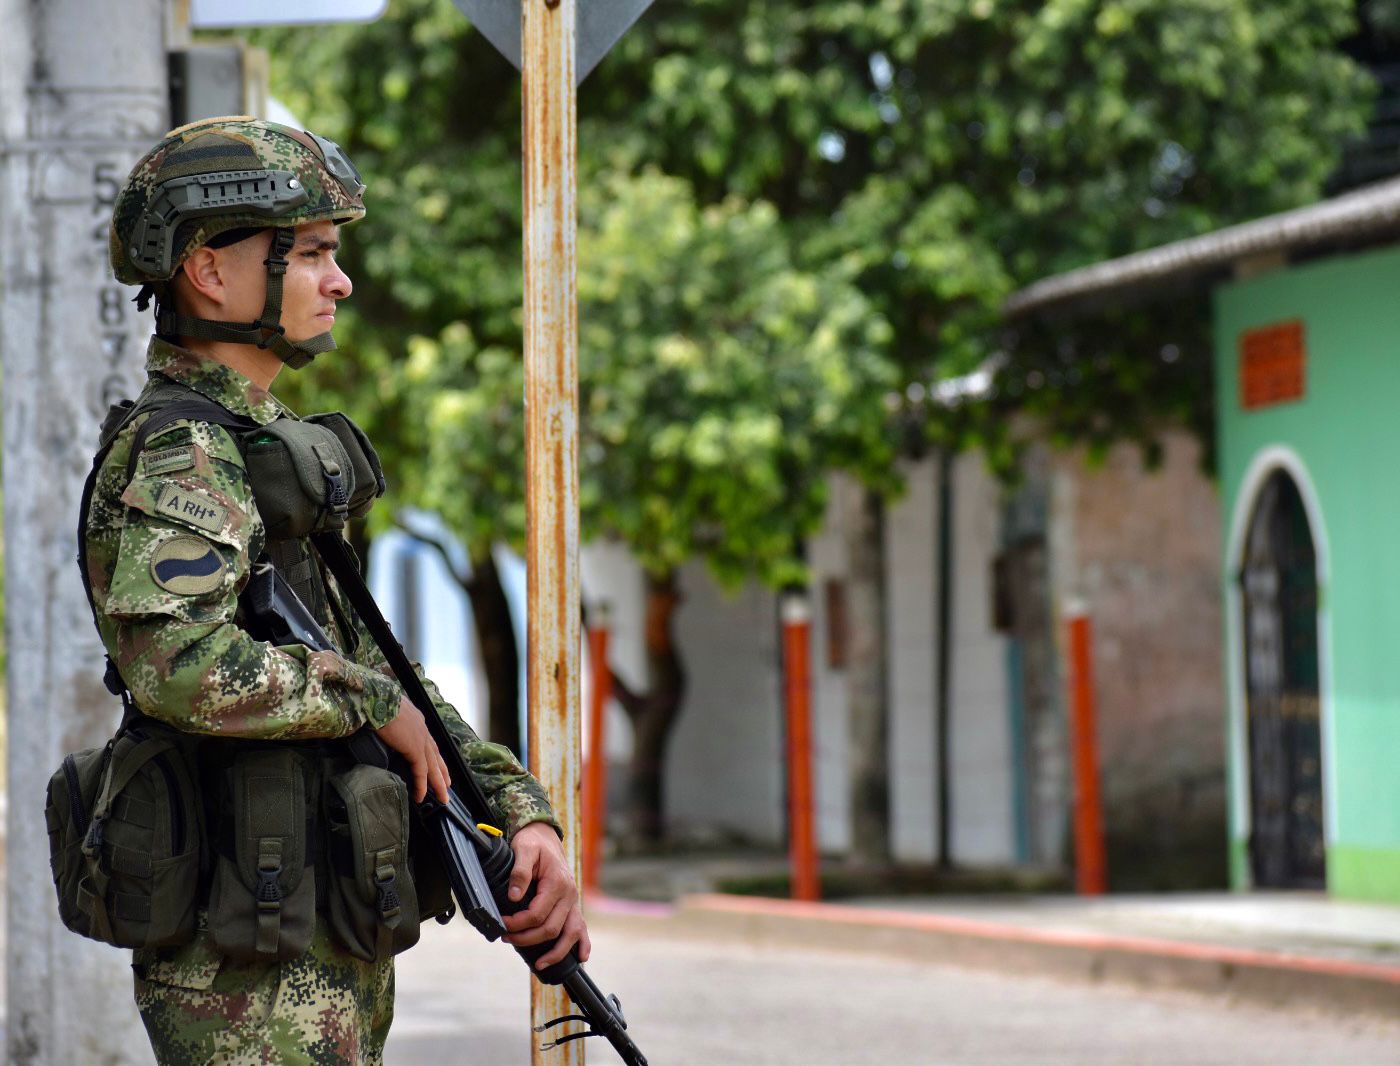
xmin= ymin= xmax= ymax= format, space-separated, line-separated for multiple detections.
xmin=310 ymin=532 xmax=497 ymax=825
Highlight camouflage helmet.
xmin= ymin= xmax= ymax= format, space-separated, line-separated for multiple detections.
xmin=109 ymin=116 xmax=365 ymax=369
xmin=110 ymin=115 xmax=365 ymax=284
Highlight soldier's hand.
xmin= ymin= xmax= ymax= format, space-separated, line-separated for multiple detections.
xmin=374 ymin=697 xmax=451 ymax=804
xmin=502 ymin=822 xmax=592 ymax=968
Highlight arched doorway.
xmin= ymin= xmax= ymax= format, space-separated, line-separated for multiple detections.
xmin=1239 ymin=470 xmax=1325 ymax=889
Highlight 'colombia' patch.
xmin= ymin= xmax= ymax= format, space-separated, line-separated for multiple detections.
xmin=150 ymin=536 xmax=227 ymax=596
xmin=140 ymin=445 xmax=196 ymax=477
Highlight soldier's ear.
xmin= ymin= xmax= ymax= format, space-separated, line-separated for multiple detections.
xmin=179 ymin=246 xmax=226 ymax=307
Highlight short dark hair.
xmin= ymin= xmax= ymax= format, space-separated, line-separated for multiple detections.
xmin=204 ymin=226 xmax=267 ymax=250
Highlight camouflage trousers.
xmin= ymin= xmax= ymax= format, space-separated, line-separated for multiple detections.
xmin=133 ymin=924 xmax=394 ymax=1064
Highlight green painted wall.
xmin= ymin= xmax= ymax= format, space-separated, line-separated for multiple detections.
xmin=1215 ymin=244 xmax=1400 ymax=903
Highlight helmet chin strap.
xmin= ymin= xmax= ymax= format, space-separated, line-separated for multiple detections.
xmin=155 ymin=228 xmax=337 ymax=370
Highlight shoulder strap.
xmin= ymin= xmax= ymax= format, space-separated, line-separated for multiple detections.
xmin=123 ymin=396 xmax=259 ymax=480
xmin=311 ymin=532 xmax=497 ymax=824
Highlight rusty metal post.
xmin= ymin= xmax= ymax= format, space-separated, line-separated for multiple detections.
xmin=522 ymin=0 xmax=582 ymax=1061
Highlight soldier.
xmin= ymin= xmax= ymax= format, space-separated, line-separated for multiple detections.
xmin=86 ymin=116 xmax=590 ymax=1062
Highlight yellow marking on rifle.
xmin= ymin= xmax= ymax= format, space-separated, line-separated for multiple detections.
xmin=477 ymin=823 xmax=504 ymax=838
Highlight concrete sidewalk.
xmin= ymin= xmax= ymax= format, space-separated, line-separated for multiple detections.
xmin=588 ymin=860 xmax=1400 ymax=1018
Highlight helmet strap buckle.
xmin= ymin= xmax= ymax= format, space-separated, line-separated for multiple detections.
xmin=256 ymin=322 xmax=287 ymax=350
xmin=255 ymin=228 xmax=296 ymax=352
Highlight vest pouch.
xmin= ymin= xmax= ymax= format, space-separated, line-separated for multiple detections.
xmin=243 ymin=418 xmax=357 ymax=538
xmin=304 ymin=412 xmax=386 ymax=519
xmin=207 ymin=748 xmax=316 ymax=962
xmin=44 ymin=721 xmax=203 ymax=950
xmin=324 ymin=765 xmax=420 ymax=962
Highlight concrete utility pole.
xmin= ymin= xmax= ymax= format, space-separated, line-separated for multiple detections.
xmin=0 ymin=0 xmax=168 ymax=1061
xmin=521 ymin=0 xmax=584 ymax=1062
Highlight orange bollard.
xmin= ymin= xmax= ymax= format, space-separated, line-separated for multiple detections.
xmin=1065 ymin=607 xmax=1108 ymax=895
xmin=782 ymin=593 xmax=820 ymax=902
xmin=582 ymin=614 xmax=612 ymax=893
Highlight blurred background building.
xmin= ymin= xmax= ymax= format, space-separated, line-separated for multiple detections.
xmin=1008 ymin=172 xmax=1400 ymax=904
xmin=384 ymin=440 xmax=1225 ymax=891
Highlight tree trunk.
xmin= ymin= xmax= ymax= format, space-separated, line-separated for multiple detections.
xmin=845 ymin=482 xmax=891 ymax=865
xmin=466 ymin=548 xmax=522 ymax=753
xmin=610 ymin=570 xmax=686 ymax=844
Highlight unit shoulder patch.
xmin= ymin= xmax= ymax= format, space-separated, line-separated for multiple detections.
xmin=155 ymin=484 xmax=228 ymax=535
xmin=143 ymin=422 xmax=194 ymax=451
xmin=146 ymin=419 xmax=246 ymax=469
xmin=150 ymin=536 xmax=227 ymax=596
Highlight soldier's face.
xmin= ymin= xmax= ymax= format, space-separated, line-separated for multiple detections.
xmin=216 ymin=221 xmax=353 ymax=342
xmin=280 ymin=221 xmax=353 ymax=342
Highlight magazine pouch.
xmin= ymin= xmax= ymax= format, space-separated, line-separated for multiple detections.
xmin=207 ymin=747 xmax=316 ymax=961
xmin=324 ymin=764 xmax=420 ymax=962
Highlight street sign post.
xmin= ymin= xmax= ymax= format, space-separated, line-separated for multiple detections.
xmin=453 ymin=0 xmax=655 ymax=86
xmin=520 ymin=0 xmax=582 ymax=1059
xmin=453 ymin=1 xmax=655 ymax=1060
xmin=189 ymin=0 xmax=388 ymax=27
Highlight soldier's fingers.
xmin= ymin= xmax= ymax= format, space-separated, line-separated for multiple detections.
xmin=533 ymin=908 xmax=585 ymax=969
xmin=410 ymin=755 xmax=428 ymax=804
xmin=507 ymin=845 xmax=538 ymax=903
xmin=502 ymin=885 xmax=554 ymax=931
xmin=505 ymin=897 xmax=569 ymax=949
xmin=432 ymin=752 xmax=451 ymax=804
xmin=532 ymin=913 xmax=582 ymax=969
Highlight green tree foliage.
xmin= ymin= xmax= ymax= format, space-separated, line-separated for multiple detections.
xmin=421 ymin=170 xmax=896 ymax=586
xmin=260 ymin=0 xmax=1372 ymax=502
xmin=589 ymin=0 xmax=1372 ymax=454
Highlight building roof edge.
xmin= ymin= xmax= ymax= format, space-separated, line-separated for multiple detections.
xmin=1004 ymin=176 xmax=1400 ymax=318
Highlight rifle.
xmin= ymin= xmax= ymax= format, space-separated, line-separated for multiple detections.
xmin=245 ymin=549 xmax=649 ymax=1066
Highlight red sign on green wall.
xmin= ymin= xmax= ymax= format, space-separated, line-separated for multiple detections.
xmin=1240 ymin=320 xmax=1306 ymax=410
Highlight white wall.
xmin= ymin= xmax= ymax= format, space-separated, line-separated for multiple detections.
xmin=370 ymin=527 xmax=486 ymax=734
xmin=946 ymin=454 xmax=1016 ymax=865
xmin=581 ymin=540 xmax=643 ymax=762
xmin=580 ymin=545 xmax=786 ymax=843
xmin=885 ymin=462 xmax=938 ymax=862
xmin=808 ymin=479 xmax=854 ymax=854
xmin=561 ymin=455 xmax=1018 ymax=863
xmin=878 ymin=456 xmax=1016 ymax=865
xmin=666 ymin=564 xmax=784 ymax=843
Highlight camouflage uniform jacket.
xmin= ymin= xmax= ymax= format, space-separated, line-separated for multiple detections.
xmin=85 ymin=336 xmax=559 ymax=840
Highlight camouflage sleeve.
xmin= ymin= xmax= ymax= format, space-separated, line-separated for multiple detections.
xmin=102 ymin=420 xmax=403 ymax=740
xmin=346 ymin=609 xmax=560 ymax=840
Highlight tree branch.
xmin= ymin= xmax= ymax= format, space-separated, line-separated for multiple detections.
xmin=608 ymin=665 xmax=647 ymax=722
xmin=393 ymin=518 xmax=477 ymax=595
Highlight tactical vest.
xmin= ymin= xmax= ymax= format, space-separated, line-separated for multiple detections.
xmin=89 ymin=379 xmax=383 ymax=637
xmin=48 ymin=381 xmax=449 ymax=963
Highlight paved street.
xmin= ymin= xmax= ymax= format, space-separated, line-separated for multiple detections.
xmin=387 ymin=916 xmax=1400 ymax=1066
